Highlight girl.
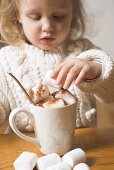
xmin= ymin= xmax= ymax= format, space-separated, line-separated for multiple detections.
xmin=0 ymin=0 xmax=114 ymax=133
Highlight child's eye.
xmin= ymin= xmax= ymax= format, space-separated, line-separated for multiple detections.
xmin=29 ymin=15 xmax=41 ymax=21
xmin=53 ymin=15 xmax=65 ymax=21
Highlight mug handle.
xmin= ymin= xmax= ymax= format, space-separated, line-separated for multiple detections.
xmin=9 ymin=107 xmax=40 ymax=145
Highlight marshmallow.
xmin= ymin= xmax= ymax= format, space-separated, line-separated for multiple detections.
xmin=62 ymin=148 xmax=87 ymax=168
xmin=37 ymin=153 xmax=62 ymax=170
xmin=43 ymin=98 xmax=65 ymax=108
xmin=73 ymin=163 xmax=90 ymax=170
xmin=46 ymin=162 xmax=72 ymax=170
xmin=37 ymin=95 xmax=54 ymax=107
xmin=27 ymin=83 xmax=50 ymax=104
xmin=43 ymin=70 xmax=63 ymax=89
xmin=55 ymin=88 xmax=77 ymax=105
xmin=85 ymin=108 xmax=96 ymax=121
xmin=14 ymin=151 xmax=38 ymax=170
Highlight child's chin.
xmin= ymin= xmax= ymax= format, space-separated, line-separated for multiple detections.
xmin=38 ymin=44 xmax=58 ymax=51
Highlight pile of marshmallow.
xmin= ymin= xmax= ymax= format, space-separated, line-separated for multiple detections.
xmin=14 ymin=148 xmax=90 ymax=170
xmin=27 ymin=70 xmax=77 ymax=107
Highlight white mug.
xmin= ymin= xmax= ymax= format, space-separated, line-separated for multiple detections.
xmin=9 ymin=103 xmax=77 ymax=156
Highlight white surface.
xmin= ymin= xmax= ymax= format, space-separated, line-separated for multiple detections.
xmin=85 ymin=0 xmax=114 ymax=57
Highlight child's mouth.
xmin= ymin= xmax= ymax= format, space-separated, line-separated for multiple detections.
xmin=40 ymin=37 xmax=55 ymax=44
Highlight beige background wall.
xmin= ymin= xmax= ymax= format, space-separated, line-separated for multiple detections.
xmin=85 ymin=0 xmax=114 ymax=57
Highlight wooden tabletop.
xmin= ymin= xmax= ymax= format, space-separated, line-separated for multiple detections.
xmin=0 ymin=127 xmax=114 ymax=170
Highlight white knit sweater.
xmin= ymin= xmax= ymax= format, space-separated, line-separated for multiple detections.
xmin=0 ymin=39 xmax=114 ymax=133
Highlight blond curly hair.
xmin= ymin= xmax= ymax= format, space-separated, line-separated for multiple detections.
xmin=0 ymin=0 xmax=87 ymax=46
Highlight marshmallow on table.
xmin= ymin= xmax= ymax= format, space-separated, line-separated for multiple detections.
xmin=43 ymin=70 xmax=63 ymax=89
xmin=55 ymin=88 xmax=77 ymax=105
xmin=14 ymin=151 xmax=38 ymax=170
xmin=37 ymin=153 xmax=62 ymax=170
xmin=27 ymin=83 xmax=50 ymax=104
xmin=62 ymin=148 xmax=87 ymax=168
xmin=46 ymin=162 xmax=72 ymax=170
xmin=43 ymin=98 xmax=65 ymax=108
xmin=73 ymin=163 xmax=90 ymax=170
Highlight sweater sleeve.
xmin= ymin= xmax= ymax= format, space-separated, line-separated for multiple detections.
xmin=0 ymin=88 xmax=11 ymax=127
xmin=66 ymin=38 xmax=100 ymax=55
xmin=76 ymin=49 xmax=114 ymax=103
xmin=0 ymin=55 xmax=11 ymax=126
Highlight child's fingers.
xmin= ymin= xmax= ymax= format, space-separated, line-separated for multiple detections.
xmin=63 ymin=66 xmax=81 ymax=89
xmin=56 ymin=63 xmax=74 ymax=85
xmin=75 ymin=66 xmax=89 ymax=85
xmin=51 ymin=61 xmax=66 ymax=78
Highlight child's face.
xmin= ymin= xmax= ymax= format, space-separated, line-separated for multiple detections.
xmin=19 ymin=0 xmax=73 ymax=50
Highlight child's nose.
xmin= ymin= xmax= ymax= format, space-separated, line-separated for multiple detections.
xmin=42 ymin=18 xmax=54 ymax=32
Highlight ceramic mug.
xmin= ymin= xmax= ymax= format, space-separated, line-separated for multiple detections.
xmin=9 ymin=103 xmax=77 ymax=156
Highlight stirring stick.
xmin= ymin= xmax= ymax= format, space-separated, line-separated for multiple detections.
xmin=8 ymin=73 xmax=36 ymax=105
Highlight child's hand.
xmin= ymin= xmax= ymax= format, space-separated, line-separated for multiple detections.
xmin=51 ymin=58 xmax=102 ymax=89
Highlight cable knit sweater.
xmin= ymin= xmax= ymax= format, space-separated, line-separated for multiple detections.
xmin=0 ymin=38 xmax=114 ymax=133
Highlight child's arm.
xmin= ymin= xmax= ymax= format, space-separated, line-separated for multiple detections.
xmin=0 ymin=48 xmax=34 ymax=133
xmin=0 ymin=70 xmax=11 ymax=128
xmin=75 ymin=49 xmax=114 ymax=103
xmin=0 ymin=90 xmax=11 ymax=128
xmin=51 ymin=48 xmax=114 ymax=103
